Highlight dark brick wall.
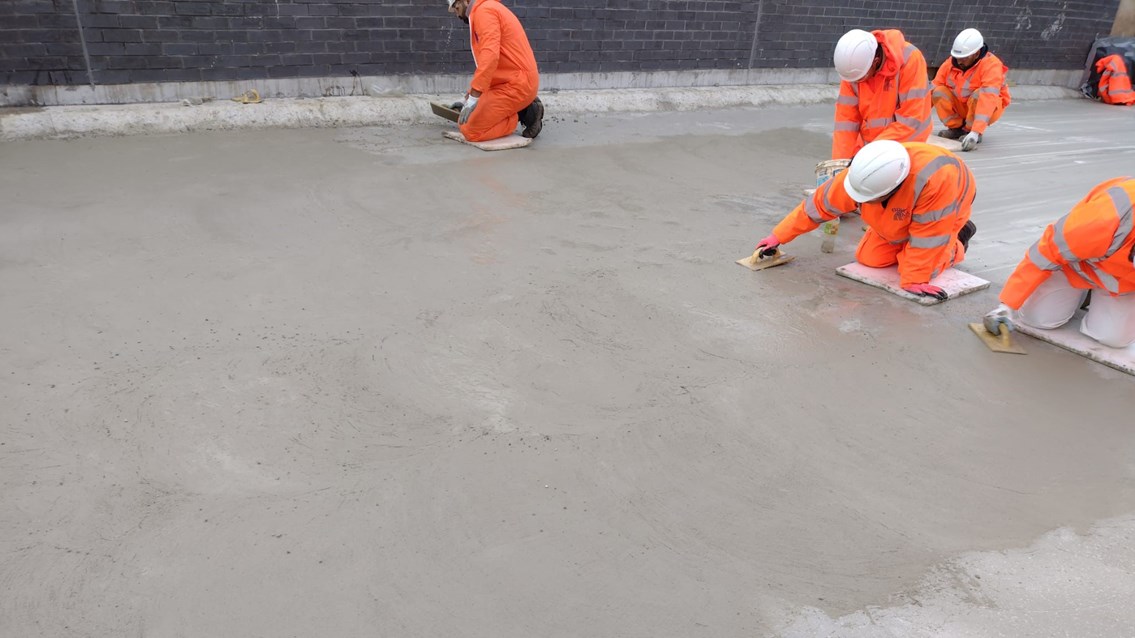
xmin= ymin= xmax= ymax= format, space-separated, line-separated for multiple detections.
xmin=0 ymin=0 xmax=1121 ymax=86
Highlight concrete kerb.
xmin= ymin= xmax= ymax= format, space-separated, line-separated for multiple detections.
xmin=0 ymin=84 xmax=1083 ymax=141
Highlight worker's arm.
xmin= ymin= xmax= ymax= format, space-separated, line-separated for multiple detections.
xmin=875 ymin=49 xmax=932 ymax=144
xmin=968 ymin=59 xmax=1006 ymax=135
xmin=771 ymin=172 xmax=858 ymax=242
xmin=831 ymin=81 xmax=862 ymax=160
xmin=469 ymin=8 xmax=502 ymax=95
xmin=999 ymin=211 xmax=1115 ymax=309
xmin=900 ymin=162 xmax=969 ymax=287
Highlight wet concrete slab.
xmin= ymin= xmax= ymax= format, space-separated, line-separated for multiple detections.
xmin=1 ymin=99 xmax=1134 ymax=637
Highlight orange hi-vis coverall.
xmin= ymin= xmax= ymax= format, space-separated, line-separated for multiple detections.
xmin=1000 ymin=178 xmax=1135 ymax=310
xmin=1095 ymin=55 xmax=1135 ymax=106
xmin=460 ymin=0 xmax=539 ymax=142
xmin=931 ymin=51 xmax=1011 ymax=134
xmin=832 ymin=30 xmax=933 ymax=160
xmin=774 ymin=142 xmax=975 ymax=287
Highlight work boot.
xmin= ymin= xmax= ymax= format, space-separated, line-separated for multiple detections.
xmin=957 ymin=220 xmax=977 ymax=251
xmin=519 ymin=97 xmax=544 ymax=139
xmin=938 ymin=127 xmax=966 ymax=140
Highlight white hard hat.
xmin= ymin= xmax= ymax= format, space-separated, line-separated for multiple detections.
xmin=844 ymin=140 xmax=911 ymax=203
xmin=951 ymin=28 xmax=984 ymax=58
xmin=834 ymin=29 xmax=878 ymax=82
xmin=447 ymin=0 xmax=456 ymax=6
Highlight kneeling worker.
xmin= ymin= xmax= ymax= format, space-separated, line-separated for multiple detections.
xmin=932 ymin=28 xmax=1011 ymax=152
xmin=984 ymin=178 xmax=1135 ymax=348
xmin=755 ymin=140 xmax=977 ymax=300
xmin=447 ymin=0 xmax=544 ymax=141
xmin=831 ymin=28 xmax=933 ymax=160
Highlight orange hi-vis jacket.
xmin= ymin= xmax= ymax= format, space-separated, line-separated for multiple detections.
xmin=1000 ymin=178 xmax=1135 ymax=310
xmin=931 ymin=51 xmax=1011 ymax=134
xmin=468 ymin=0 xmax=539 ymax=97
xmin=775 ymin=142 xmax=975 ymax=286
xmin=832 ymin=30 xmax=933 ymax=160
xmin=1095 ymin=55 xmax=1135 ymax=106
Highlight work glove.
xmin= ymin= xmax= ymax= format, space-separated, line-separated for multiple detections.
xmin=754 ymin=233 xmax=782 ymax=258
xmin=903 ymin=283 xmax=948 ymax=300
xmin=983 ymin=303 xmax=1015 ymax=335
xmin=960 ymin=131 xmax=982 ymax=152
xmin=457 ymin=94 xmax=479 ymax=125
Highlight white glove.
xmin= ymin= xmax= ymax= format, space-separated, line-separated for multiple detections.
xmin=983 ymin=303 xmax=1015 ymax=335
xmin=961 ymin=131 xmax=982 ymax=151
xmin=458 ymin=94 xmax=479 ymax=125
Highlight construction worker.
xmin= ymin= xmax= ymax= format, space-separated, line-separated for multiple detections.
xmin=447 ymin=0 xmax=544 ymax=142
xmin=755 ymin=140 xmax=977 ymax=299
xmin=831 ymin=29 xmax=933 ymax=160
xmin=932 ymin=29 xmax=1012 ymax=152
xmin=1094 ymin=54 xmax=1135 ymax=105
xmin=984 ymin=178 xmax=1135 ymax=348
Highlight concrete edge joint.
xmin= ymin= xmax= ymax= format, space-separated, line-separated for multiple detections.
xmin=0 ymin=71 xmax=1084 ymax=141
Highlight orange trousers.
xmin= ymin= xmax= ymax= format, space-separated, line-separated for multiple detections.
xmin=933 ymin=93 xmax=1003 ymax=132
xmin=459 ymin=79 xmax=538 ymax=142
xmin=855 ymin=228 xmax=968 ymax=276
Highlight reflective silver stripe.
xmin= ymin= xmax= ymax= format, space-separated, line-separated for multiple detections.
xmin=902 ymin=43 xmax=915 ymax=63
xmin=834 ymin=121 xmax=860 ymax=131
xmin=1051 ymin=216 xmax=1079 ymax=262
xmin=1027 ymin=243 xmax=1061 ymax=271
xmin=1070 ymin=261 xmax=1094 ymax=284
xmin=912 ymin=117 xmax=932 ymax=138
xmin=836 ymin=95 xmax=859 ymax=106
xmin=1111 ymin=88 xmax=1135 ymax=96
xmin=804 ymin=196 xmax=825 ymax=224
xmin=912 ymin=155 xmax=958 ymax=204
xmin=931 ymin=86 xmax=952 ymax=97
xmin=1104 ymin=186 xmax=1134 ymax=256
xmin=974 ymin=114 xmax=991 ymax=123
xmin=895 ymin=114 xmax=923 ymax=128
xmin=851 ymin=81 xmax=859 ymax=97
xmin=959 ymin=74 xmax=975 ymax=99
xmin=972 ymin=87 xmax=1000 ymax=95
xmin=1096 ymin=269 xmax=1122 ymax=294
xmin=912 ymin=204 xmax=955 ymax=224
xmin=909 ymin=234 xmax=952 ymax=249
xmin=899 ymin=87 xmax=928 ymax=101
xmin=866 ymin=117 xmax=893 ymax=128
xmin=889 ymin=236 xmax=909 ymax=245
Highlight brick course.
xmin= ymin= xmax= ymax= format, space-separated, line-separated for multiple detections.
xmin=0 ymin=0 xmax=1121 ymax=86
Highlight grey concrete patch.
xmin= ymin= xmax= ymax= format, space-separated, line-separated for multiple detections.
xmin=2 ymin=100 xmax=1134 ymax=638
xmin=777 ymin=515 xmax=1135 ymax=637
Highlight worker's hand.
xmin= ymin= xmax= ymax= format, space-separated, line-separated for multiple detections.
xmin=983 ymin=303 xmax=1015 ymax=335
xmin=903 ymin=283 xmax=948 ymax=300
xmin=960 ymin=131 xmax=982 ymax=152
xmin=458 ymin=94 xmax=479 ymax=125
xmin=755 ymin=233 xmax=781 ymax=258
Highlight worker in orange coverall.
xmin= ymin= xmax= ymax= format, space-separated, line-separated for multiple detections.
xmin=984 ymin=178 xmax=1135 ymax=348
xmin=830 ymin=29 xmax=933 ymax=160
xmin=932 ymin=28 xmax=1012 ymax=151
xmin=754 ymin=140 xmax=978 ymax=300
xmin=447 ymin=0 xmax=544 ymax=142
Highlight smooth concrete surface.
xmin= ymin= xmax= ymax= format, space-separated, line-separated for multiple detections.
xmin=0 ymin=84 xmax=1082 ymax=142
xmin=0 ymin=68 xmax=1083 ymax=107
xmin=2 ymin=99 xmax=1135 ymax=638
